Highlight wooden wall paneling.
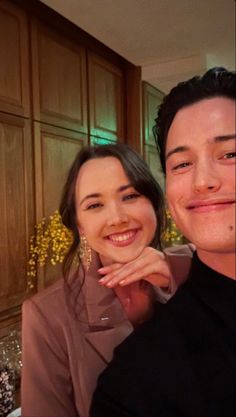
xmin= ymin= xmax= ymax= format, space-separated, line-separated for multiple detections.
xmin=0 ymin=113 xmax=34 ymax=327
xmin=142 ymin=82 xmax=164 ymax=146
xmin=88 ymin=52 xmax=125 ymax=142
xmin=34 ymin=122 xmax=88 ymax=289
xmin=144 ymin=143 xmax=165 ymax=191
xmin=142 ymin=82 xmax=165 ymax=190
xmin=90 ymin=136 xmax=117 ymax=146
xmin=0 ymin=0 xmax=30 ymax=117
xmin=125 ymin=65 xmax=142 ymax=153
xmin=31 ymin=19 xmax=88 ymax=132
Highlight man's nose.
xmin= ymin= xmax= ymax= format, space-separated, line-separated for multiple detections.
xmin=192 ymin=160 xmax=221 ymax=194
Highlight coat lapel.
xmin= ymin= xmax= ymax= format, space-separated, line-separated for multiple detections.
xmin=81 ymin=251 xmax=133 ymax=362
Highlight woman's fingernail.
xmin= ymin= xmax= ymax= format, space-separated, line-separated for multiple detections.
xmin=120 ymin=280 xmax=126 ymax=285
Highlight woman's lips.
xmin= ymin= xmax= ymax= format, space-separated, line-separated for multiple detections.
xmin=105 ymin=229 xmax=139 ymax=247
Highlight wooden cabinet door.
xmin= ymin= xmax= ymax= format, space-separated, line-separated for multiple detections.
xmin=0 ymin=1 xmax=30 ymax=117
xmin=142 ymin=82 xmax=165 ymax=190
xmin=88 ymin=52 xmax=125 ymax=142
xmin=0 ymin=113 xmax=34 ymax=332
xmin=31 ymin=20 xmax=88 ymax=133
xmin=33 ymin=122 xmax=87 ymax=289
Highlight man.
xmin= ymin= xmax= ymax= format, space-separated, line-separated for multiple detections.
xmin=90 ymin=67 xmax=236 ymax=417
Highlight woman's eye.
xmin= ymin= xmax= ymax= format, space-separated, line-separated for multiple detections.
xmin=123 ymin=193 xmax=140 ymax=201
xmin=86 ymin=202 xmax=102 ymax=210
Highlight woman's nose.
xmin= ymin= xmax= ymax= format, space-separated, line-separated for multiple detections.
xmin=106 ymin=203 xmax=129 ymax=227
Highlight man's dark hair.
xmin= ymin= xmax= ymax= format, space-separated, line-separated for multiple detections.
xmin=153 ymin=67 xmax=236 ymax=173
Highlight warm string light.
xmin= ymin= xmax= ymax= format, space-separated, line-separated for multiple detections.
xmin=162 ymin=209 xmax=184 ymax=246
xmin=27 ymin=210 xmax=73 ymax=289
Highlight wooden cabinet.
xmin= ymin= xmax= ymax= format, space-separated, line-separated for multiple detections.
xmin=33 ymin=123 xmax=87 ymax=289
xmin=0 ymin=113 xmax=34 ymax=335
xmin=88 ymin=52 xmax=125 ymax=142
xmin=142 ymin=82 xmax=165 ymax=190
xmin=0 ymin=1 xmax=30 ymax=117
xmin=0 ymin=0 xmax=142 ymax=333
xmin=31 ymin=21 xmax=88 ymax=133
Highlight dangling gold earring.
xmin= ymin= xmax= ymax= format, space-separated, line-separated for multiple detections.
xmin=79 ymin=234 xmax=92 ymax=271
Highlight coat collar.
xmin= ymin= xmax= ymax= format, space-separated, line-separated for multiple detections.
xmin=76 ymin=250 xmax=133 ymax=362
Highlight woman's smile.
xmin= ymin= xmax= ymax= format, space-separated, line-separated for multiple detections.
xmin=105 ymin=229 xmax=140 ymax=246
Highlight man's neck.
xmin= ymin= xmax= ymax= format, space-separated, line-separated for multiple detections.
xmin=197 ymin=250 xmax=236 ymax=280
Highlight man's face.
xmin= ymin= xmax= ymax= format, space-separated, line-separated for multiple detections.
xmin=165 ymin=97 xmax=235 ymax=256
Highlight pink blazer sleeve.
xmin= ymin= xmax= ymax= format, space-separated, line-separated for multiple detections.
xmin=155 ymin=243 xmax=195 ymax=302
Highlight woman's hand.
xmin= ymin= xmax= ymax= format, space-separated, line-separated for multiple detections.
xmin=98 ymin=247 xmax=171 ymax=289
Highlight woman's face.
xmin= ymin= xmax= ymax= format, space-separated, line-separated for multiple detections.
xmin=75 ymin=156 xmax=157 ymax=265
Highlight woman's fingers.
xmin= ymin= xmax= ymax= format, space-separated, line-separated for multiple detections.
xmin=98 ymin=247 xmax=171 ymax=288
xmin=98 ymin=263 xmax=122 ymax=275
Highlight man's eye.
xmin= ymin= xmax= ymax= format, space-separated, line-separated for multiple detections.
xmin=172 ymin=161 xmax=191 ymax=171
xmin=222 ymin=152 xmax=236 ymax=160
xmin=123 ymin=193 xmax=140 ymax=201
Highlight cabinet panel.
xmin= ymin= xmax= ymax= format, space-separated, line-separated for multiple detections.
xmin=34 ymin=123 xmax=87 ymax=288
xmin=31 ymin=21 xmax=88 ymax=132
xmin=144 ymin=144 xmax=165 ymax=191
xmin=142 ymin=82 xmax=164 ymax=145
xmin=0 ymin=1 xmax=30 ymax=117
xmin=88 ymin=52 xmax=124 ymax=141
xmin=142 ymin=82 xmax=165 ymax=190
xmin=0 ymin=113 xmax=34 ymax=319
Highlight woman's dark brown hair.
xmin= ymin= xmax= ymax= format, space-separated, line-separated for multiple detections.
xmin=59 ymin=143 xmax=165 ymax=281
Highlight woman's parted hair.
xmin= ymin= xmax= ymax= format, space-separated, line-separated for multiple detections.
xmin=59 ymin=143 xmax=165 ymax=278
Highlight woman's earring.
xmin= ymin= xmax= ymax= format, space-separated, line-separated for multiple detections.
xmin=79 ymin=234 xmax=92 ymax=271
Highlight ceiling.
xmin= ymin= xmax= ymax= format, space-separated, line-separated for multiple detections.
xmin=40 ymin=0 xmax=235 ymax=93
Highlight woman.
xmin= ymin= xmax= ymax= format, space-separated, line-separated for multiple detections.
xmin=21 ymin=144 xmax=193 ymax=417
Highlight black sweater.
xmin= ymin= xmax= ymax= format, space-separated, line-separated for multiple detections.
xmin=91 ymin=253 xmax=236 ymax=417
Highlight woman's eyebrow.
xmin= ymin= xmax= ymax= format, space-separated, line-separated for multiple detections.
xmin=79 ymin=193 xmax=100 ymax=206
xmin=79 ymin=185 xmax=133 ymax=206
xmin=119 ymin=184 xmax=132 ymax=192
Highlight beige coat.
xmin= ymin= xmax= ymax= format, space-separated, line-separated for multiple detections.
xmin=21 ymin=245 xmax=193 ymax=417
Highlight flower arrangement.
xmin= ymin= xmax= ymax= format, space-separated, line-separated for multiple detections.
xmin=27 ymin=210 xmax=73 ymax=289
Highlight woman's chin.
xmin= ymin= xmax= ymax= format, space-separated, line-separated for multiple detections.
xmin=99 ymin=249 xmax=143 ymax=266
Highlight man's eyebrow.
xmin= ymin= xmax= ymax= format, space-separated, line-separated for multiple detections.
xmin=79 ymin=184 xmax=133 ymax=206
xmin=166 ymin=146 xmax=189 ymax=161
xmin=214 ymin=134 xmax=236 ymax=142
xmin=166 ymin=134 xmax=236 ymax=161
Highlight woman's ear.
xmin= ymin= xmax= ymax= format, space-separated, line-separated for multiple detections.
xmin=78 ymin=227 xmax=86 ymax=239
xmin=77 ymin=220 xmax=84 ymax=236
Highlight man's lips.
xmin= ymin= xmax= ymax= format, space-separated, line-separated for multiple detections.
xmin=105 ymin=229 xmax=139 ymax=246
xmin=186 ymin=199 xmax=235 ymax=212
